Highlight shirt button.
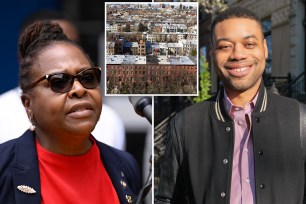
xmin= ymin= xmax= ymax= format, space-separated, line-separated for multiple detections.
xmin=246 ymin=178 xmax=250 ymax=183
xmin=220 ymin=192 xmax=226 ymax=197
xmin=260 ymin=184 xmax=265 ymax=189
xmin=244 ymin=148 xmax=248 ymax=152
xmin=238 ymin=121 xmax=243 ymax=125
xmin=223 ymin=159 xmax=228 ymax=164
xmin=258 ymin=150 xmax=263 ymax=155
xmin=225 ymin=127 xmax=231 ymax=132
xmin=255 ymin=117 xmax=260 ymax=122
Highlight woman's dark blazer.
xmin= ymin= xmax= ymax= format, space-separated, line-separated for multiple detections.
xmin=0 ymin=129 xmax=141 ymax=204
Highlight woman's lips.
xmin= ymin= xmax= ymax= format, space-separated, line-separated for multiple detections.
xmin=67 ymin=102 xmax=94 ymax=119
xmin=68 ymin=109 xmax=94 ymax=118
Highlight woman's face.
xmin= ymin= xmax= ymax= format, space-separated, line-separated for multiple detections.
xmin=25 ymin=42 xmax=102 ymax=138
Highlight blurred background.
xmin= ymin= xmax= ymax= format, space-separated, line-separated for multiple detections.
xmin=0 ymin=0 xmax=152 ymax=203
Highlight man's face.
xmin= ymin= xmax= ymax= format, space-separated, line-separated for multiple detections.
xmin=212 ymin=18 xmax=268 ymax=93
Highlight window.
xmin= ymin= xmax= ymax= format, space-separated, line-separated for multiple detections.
xmin=262 ymin=19 xmax=272 ymax=74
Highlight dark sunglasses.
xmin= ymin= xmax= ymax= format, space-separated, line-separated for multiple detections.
xmin=26 ymin=67 xmax=101 ymax=93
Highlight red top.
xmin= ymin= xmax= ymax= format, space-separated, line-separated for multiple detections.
xmin=36 ymin=138 xmax=120 ymax=204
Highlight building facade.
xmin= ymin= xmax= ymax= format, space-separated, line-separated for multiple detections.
xmin=106 ymin=55 xmax=197 ymax=94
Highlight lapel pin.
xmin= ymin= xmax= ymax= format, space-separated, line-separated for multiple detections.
xmin=17 ymin=185 xmax=36 ymax=194
xmin=120 ymin=180 xmax=127 ymax=189
xmin=125 ymin=195 xmax=132 ymax=203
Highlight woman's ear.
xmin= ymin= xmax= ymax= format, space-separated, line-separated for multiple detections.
xmin=21 ymin=93 xmax=33 ymax=119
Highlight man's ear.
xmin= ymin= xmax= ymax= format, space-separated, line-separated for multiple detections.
xmin=21 ymin=93 xmax=33 ymax=119
xmin=263 ymin=38 xmax=268 ymax=59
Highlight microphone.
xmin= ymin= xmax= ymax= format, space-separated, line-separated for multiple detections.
xmin=128 ymin=96 xmax=152 ymax=124
xmin=128 ymin=96 xmax=153 ymax=203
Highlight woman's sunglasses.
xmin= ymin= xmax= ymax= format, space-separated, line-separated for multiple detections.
xmin=26 ymin=67 xmax=101 ymax=93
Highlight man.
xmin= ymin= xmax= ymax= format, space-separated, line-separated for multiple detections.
xmin=155 ymin=7 xmax=306 ymax=204
xmin=0 ymin=10 xmax=126 ymax=150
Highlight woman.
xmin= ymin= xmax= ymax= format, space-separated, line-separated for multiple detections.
xmin=0 ymin=21 xmax=141 ymax=204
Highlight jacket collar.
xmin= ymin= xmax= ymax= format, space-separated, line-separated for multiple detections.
xmin=214 ymin=82 xmax=268 ymax=122
xmin=12 ymin=130 xmax=41 ymax=204
xmin=93 ymin=140 xmax=139 ymax=204
xmin=12 ymin=131 xmax=138 ymax=204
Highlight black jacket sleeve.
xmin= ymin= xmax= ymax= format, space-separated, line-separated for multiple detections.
xmin=155 ymin=111 xmax=188 ymax=203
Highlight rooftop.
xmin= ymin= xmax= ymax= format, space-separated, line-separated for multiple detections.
xmin=106 ymin=55 xmax=196 ymax=65
xmin=107 ymin=55 xmax=146 ymax=64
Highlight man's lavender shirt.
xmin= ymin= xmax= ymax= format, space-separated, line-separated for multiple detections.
xmin=224 ymin=90 xmax=258 ymax=204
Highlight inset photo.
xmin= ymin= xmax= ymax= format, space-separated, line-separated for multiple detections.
xmin=105 ymin=2 xmax=198 ymax=95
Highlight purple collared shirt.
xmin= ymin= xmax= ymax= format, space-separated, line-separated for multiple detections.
xmin=224 ymin=90 xmax=258 ymax=204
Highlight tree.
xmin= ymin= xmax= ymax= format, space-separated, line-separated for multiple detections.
xmin=138 ymin=23 xmax=148 ymax=32
xmin=190 ymin=48 xmax=197 ymax=57
xmin=125 ymin=23 xmax=131 ymax=32
xmin=193 ymin=55 xmax=211 ymax=103
xmin=199 ymin=0 xmax=228 ymax=15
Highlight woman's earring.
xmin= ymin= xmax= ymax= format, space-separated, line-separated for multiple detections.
xmin=29 ymin=116 xmax=36 ymax=131
xmin=30 ymin=124 xmax=36 ymax=131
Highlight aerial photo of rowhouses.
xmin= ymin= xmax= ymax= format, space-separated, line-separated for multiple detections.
xmin=105 ymin=3 xmax=198 ymax=95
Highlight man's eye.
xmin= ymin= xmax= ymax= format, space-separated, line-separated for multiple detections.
xmin=245 ymin=43 xmax=256 ymax=48
xmin=218 ymin=45 xmax=231 ymax=51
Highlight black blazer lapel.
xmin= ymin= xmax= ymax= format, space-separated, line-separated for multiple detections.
xmin=12 ymin=130 xmax=41 ymax=204
xmin=97 ymin=141 xmax=139 ymax=204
